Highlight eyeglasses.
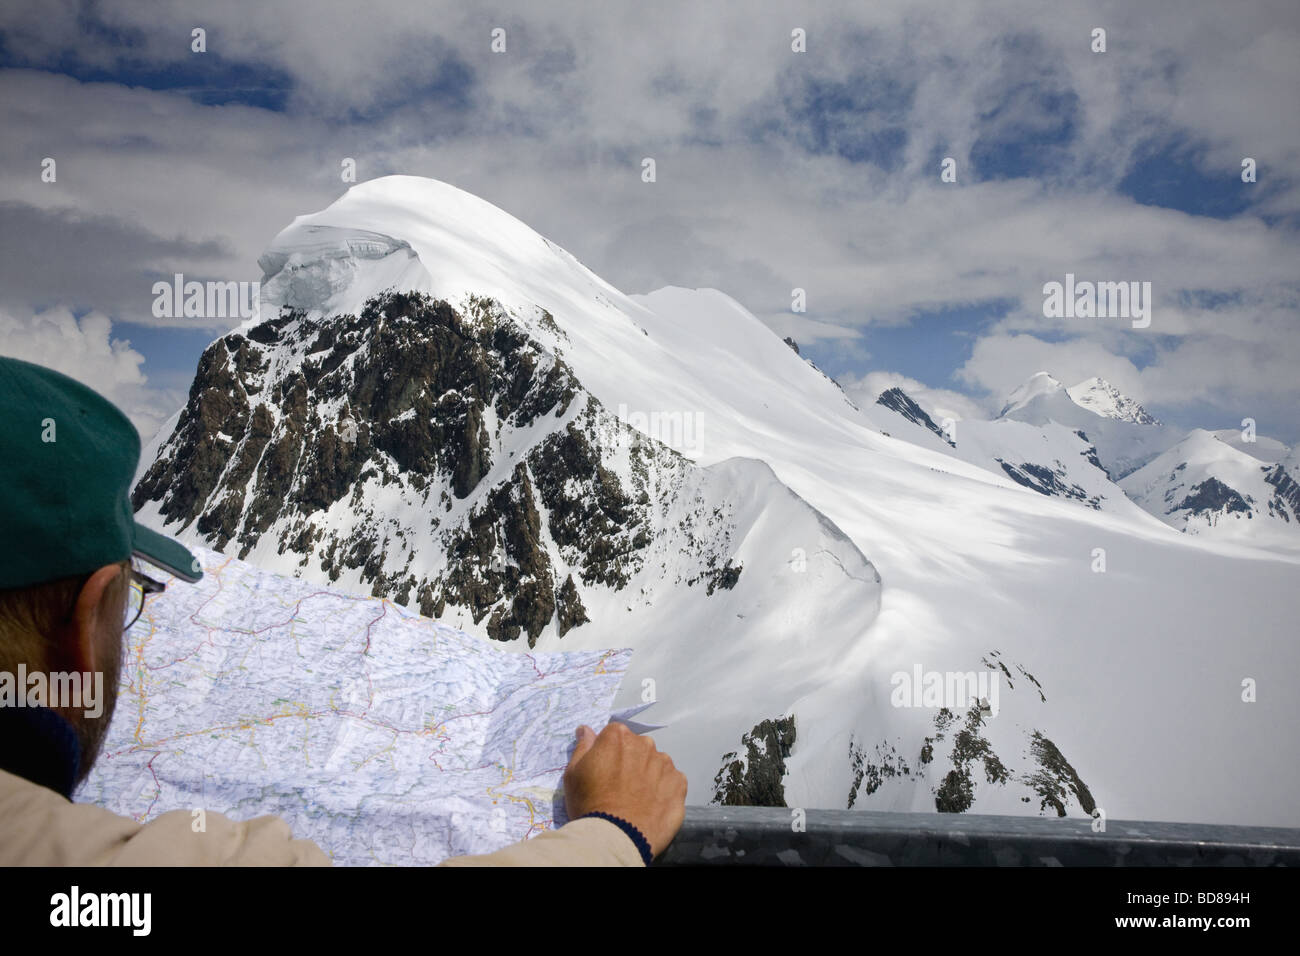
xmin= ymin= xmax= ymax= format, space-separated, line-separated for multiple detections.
xmin=124 ymin=568 xmax=165 ymax=631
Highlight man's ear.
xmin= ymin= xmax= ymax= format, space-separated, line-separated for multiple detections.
xmin=62 ymin=563 xmax=127 ymax=676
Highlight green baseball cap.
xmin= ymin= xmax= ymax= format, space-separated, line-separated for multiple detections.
xmin=0 ymin=355 xmax=202 ymax=589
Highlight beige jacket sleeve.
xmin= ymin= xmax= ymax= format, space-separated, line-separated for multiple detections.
xmin=0 ymin=769 xmax=644 ymax=866
xmin=437 ymin=817 xmax=645 ymax=867
xmin=0 ymin=769 xmax=330 ymax=865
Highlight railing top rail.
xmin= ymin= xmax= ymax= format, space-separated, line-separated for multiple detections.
xmin=656 ymin=807 xmax=1300 ymax=866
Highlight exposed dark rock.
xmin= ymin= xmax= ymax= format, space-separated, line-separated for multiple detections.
xmin=687 ymin=559 xmax=742 ymax=595
xmin=555 ymin=574 xmax=590 ymax=637
xmin=1016 ymin=663 xmax=1046 ymax=702
xmin=847 ymin=738 xmax=916 ymax=808
xmin=933 ymin=707 xmax=1010 ymax=813
xmin=438 ymin=461 xmax=557 ymax=647
xmin=996 ymin=458 xmax=1102 ymax=509
xmin=134 ymin=289 xmax=745 ymax=645
xmin=981 ymin=652 xmax=1015 ymax=690
xmin=1171 ymin=476 xmax=1252 ymax=519
xmin=1023 ymin=731 xmax=1096 ymax=817
xmin=537 ymin=308 xmax=566 ymax=340
xmin=842 ymin=655 xmax=1085 ymax=816
xmin=1263 ymin=463 xmax=1300 ymax=523
xmin=133 ymin=336 xmax=249 ymax=524
xmin=877 ymin=387 xmax=954 ymax=447
xmin=245 ymin=313 xmax=296 ymax=345
xmin=711 ymin=715 xmax=796 ymax=807
xmin=979 ymin=649 xmax=1041 ymax=702
xmin=531 ymin=421 xmax=646 ymax=590
xmin=1074 ymin=430 xmax=1106 ymax=472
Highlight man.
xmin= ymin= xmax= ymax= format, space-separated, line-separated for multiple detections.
xmin=0 ymin=356 xmax=686 ymax=865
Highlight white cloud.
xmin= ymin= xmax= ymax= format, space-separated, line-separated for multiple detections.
xmin=958 ymin=308 xmax=1300 ymax=426
xmin=0 ymin=305 xmax=179 ymax=439
xmin=0 ymin=1 xmax=1295 ymax=438
xmin=956 ymin=333 xmax=1148 ymax=409
xmin=841 ymin=370 xmax=992 ymax=423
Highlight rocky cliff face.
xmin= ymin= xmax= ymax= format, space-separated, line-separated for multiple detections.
xmin=845 ymin=653 xmax=1095 ymax=816
xmin=1263 ymin=462 xmax=1300 ymax=523
xmin=134 ymin=290 xmax=749 ymax=647
xmin=995 ymin=458 xmax=1105 ymax=510
xmin=711 ymin=715 xmax=797 ymax=806
xmin=876 ymin=387 xmax=954 ymax=447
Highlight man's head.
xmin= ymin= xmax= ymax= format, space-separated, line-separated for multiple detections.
xmin=0 ymin=356 xmax=201 ymax=788
xmin=0 ymin=560 xmax=131 ymax=780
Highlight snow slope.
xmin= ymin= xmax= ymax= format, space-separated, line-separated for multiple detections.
xmin=140 ymin=176 xmax=1300 ymax=827
xmin=1211 ymin=428 xmax=1290 ymax=463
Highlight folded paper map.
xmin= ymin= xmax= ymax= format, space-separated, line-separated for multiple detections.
xmin=77 ymin=547 xmax=635 ymax=865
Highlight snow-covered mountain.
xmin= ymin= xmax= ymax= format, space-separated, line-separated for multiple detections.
xmin=999 ymin=372 xmax=1156 ymax=428
xmin=874 ymin=376 xmax=1300 ymax=542
xmin=994 ymin=372 xmax=1179 ymax=479
xmin=998 ymin=371 xmax=1068 ymax=419
xmin=134 ymin=290 xmax=880 ymax=648
xmin=873 ymin=379 xmax=1150 ymax=516
xmin=873 ymin=390 xmax=1119 ymax=513
xmin=133 ymin=176 xmax=1300 ymax=828
xmin=1120 ymin=429 xmax=1300 ymax=542
xmin=1066 ymin=376 xmax=1161 ymax=425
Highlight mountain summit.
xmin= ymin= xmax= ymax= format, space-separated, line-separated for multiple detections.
xmin=134 ymin=177 xmax=896 ymax=810
xmin=997 ymin=371 xmax=1063 ymax=418
xmin=1066 ymin=376 xmax=1161 ymax=425
xmin=998 ymin=372 xmax=1158 ymax=426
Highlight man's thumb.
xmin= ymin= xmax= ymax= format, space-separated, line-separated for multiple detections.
xmin=568 ymin=725 xmax=595 ymax=768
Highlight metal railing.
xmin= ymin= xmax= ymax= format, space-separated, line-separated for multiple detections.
xmin=656 ymin=807 xmax=1300 ymax=866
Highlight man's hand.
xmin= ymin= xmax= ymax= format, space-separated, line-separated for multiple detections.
xmin=563 ymin=722 xmax=687 ymax=858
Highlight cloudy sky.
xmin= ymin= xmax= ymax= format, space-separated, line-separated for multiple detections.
xmin=1 ymin=0 xmax=1297 ymax=441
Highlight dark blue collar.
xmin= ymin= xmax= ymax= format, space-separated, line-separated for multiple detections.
xmin=0 ymin=703 xmax=81 ymax=799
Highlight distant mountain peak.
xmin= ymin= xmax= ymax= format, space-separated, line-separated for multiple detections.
xmin=876 ymin=387 xmax=954 ymax=447
xmin=1119 ymin=426 xmax=1300 ymax=533
xmin=1066 ymin=376 xmax=1161 ymax=425
xmin=997 ymin=372 xmax=1160 ymax=428
xmin=998 ymin=371 xmax=1063 ymax=418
